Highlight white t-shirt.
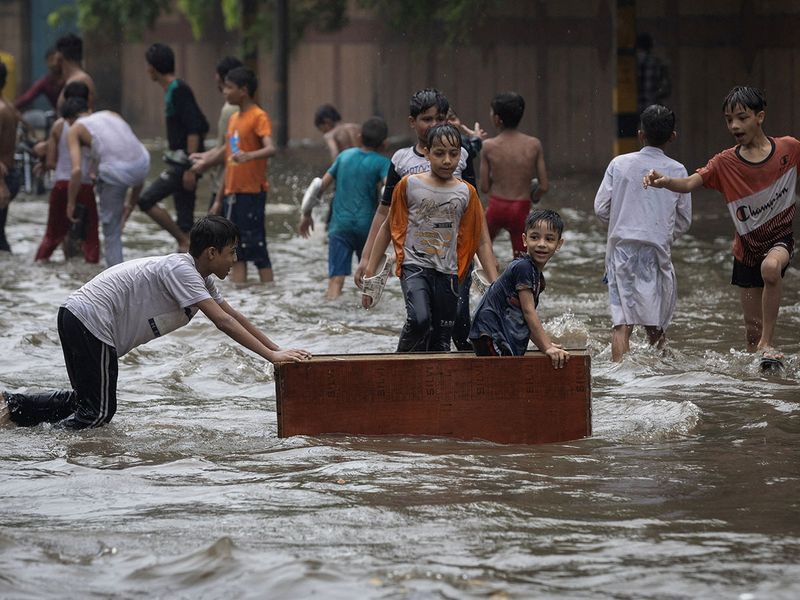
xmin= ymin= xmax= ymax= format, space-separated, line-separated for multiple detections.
xmin=78 ymin=111 xmax=150 ymax=188
xmin=54 ymin=121 xmax=92 ymax=183
xmin=63 ymin=253 xmax=223 ymax=356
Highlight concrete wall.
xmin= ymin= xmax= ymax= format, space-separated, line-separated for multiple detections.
xmin=6 ymin=0 xmax=800 ymax=174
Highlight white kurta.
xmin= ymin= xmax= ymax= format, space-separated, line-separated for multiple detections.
xmin=594 ymin=146 xmax=692 ymax=329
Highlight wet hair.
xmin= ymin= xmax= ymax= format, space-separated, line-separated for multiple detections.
xmin=424 ymin=123 xmax=462 ymax=150
xmin=145 ymin=43 xmax=175 ymax=75
xmin=314 ymin=104 xmax=341 ymax=127
xmin=639 ymin=104 xmax=675 ymax=146
xmin=0 ymin=61 xmax=6 ymax=90
xmin=216 ymin=56 xmax=243 ymax=81
xmin=61 ymin=97 xmax=89 ymax=120
xmin=491 ymin=92 xmax=525 ymax=129
xmin=635 ymin=33 xmax=653 ymax=52
xmin=189 ymin=216 xmax=240 ymax=258
xmin=56 ymin=33 xmax=83 ymax=62
xmin=526 ymin=208 xmax=564 ymax=238
xmin=45 ymin=46 xmax=57 ymax=59
xmin=409 ymin=88 xmax=449 ymax=119
xmin=722 ymin=86 xmax=766 ymax=114
xmin=225 ymin=66 xmax=257 ymax=96
xmin=63 ymin=81 xmax=90 ymax=100
xmin=360 ymin=116 xmax=388 ymax=149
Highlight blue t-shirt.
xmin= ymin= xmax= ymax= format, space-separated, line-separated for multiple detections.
xmin=327 ymin=147 xmax=390 ymax=236
xmin=469 ymin=255 xmax=545 ymax=355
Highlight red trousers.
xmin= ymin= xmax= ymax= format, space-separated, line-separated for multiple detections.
xmin=35 ymin=181 xmax=100 ymax=263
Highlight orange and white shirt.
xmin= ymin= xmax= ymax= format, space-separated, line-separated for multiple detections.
xmin=697 ymin=136 xmax=800 ymax=265
xmin=388 ymin=175 xmax=484 ymax=281
xmin=223 ymin=104 xmax=272 ymax=194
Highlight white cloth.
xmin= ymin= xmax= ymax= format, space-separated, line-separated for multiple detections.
xmin=78 ymin=111 xmax=150 ymax=188
xmin=63 ymin=253 xmax=223 ymax=356
xmin=54 ymin=121 xmax=92 ymax=183
xmin=594 ymin=146 xmax=692 ymax=329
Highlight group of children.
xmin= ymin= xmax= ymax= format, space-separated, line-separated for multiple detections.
xmin=0 ymin=35 xmax=796 ymax=430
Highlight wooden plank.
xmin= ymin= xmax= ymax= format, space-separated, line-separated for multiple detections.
xmin=275 ymin=351 xmax=591 ymax=445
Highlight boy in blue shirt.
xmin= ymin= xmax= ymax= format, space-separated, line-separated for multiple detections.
xmin=469 ymin=208 xmax=570 ymax=369
xmin=299 ymin=116 xmax=391 ymax=299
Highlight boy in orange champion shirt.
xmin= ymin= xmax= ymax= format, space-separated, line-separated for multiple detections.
xmin=212 ymin=66 xmax=276 ymax=283
xmin=644 ymin=86 xmax=799 ymax=370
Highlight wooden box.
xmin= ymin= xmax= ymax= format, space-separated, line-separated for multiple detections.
xmin=275 ymin=351 xmax=591 ymax=445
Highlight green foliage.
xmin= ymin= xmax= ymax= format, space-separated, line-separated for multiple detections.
xmin=50 ymin=0 xmax=173 ymax=39
xmin=51 ymin=0 xmax=347 ymax=48
xmin=359 ymin=0 xmax=499 ymax=45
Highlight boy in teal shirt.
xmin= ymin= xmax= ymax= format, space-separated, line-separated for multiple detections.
xmin=299 ymin=116 xmax=390 ymax=299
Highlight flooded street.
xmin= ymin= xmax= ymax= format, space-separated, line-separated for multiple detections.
xmin=1 ymin=147 xmax=798 ymax=599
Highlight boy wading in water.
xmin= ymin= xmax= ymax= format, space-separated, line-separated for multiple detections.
xmin=363 ymin=124 xmax=497 ymax=352
xmin=0 ymin=216 xmax=311 ymax=430
xmin=644 ymin=86 xmax=798 ymax=370
xmin=595 ymin=105 xmax=692 ymax=361
xmin=481 ymin=92 xmax=549 ymax=257
xmin=469 ymin=209 xmax=569 ymax=369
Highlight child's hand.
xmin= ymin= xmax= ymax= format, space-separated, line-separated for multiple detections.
xmin=190 ymin=152 xmax=207 ymax=173
xmin=643 ymin=169 xmax=667 ymax=189
xmin=545 ymin=344 xmax=570 ymax=369
xmin=232 ymin=151 xmax=250 ymax=164
xmin=298 ymin=214 xmax=314 ymax=238
xmin=271 ymin=348 xmax=313 ymax=363
xmin=209 ymin=199 xmax=222 ymax=216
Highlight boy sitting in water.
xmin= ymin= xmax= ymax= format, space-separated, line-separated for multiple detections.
xmin=595 ymin=105 xmax=692 ymax=362
xmin=643 ymin=86 xmax=798 ymax=370
xmin=299 ymin=116 xmax=391 ymax=299
xmin=0 ymin=216 xmax=311 ymax=430
xmin=481 ymin=92 xmax=549 ymax=257
xmin=469 ymin=209 xmax=570 ymax=369
xmin=363 ymin=123 xmax=497 ymax=352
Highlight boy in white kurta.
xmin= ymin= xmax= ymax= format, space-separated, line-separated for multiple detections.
xmin=594 ymin=105 xmax=692 ymax=361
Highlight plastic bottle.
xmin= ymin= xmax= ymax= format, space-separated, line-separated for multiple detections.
xmin=230 ymin=129 xmax=240 ymax=158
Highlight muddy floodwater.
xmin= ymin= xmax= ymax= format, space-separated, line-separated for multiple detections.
xmin=1 ymin=146 xmax=798 ymax=599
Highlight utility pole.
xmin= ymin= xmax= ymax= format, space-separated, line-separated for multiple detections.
xmin=274 ymin=0 xmax=289 ymax=148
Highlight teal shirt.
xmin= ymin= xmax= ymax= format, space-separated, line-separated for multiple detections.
xmin=327 ymin=148 xmax=390 ymax=236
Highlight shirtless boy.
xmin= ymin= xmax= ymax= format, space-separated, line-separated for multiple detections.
xmin=54 ymin=33 xmax=96 ymax=110
xmin=481 ymin=92 xmax=549 ymax=257
xmin=314 ymin=104 xmax=361 ymax=160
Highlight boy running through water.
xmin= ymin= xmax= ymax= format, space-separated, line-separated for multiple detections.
xmin=363 ymin=124 xmax=497 ymax=352
xmin=481 ymin=92 xmax=549 ymax=257
xmin=595 ymin=105 xmax=692 ymax=361
xmin=0 ymin=216 xmax=311 ymax=430
xmin=299 ymin=116 xmax=391 ymax=299
xmin=140 ymin=43 xmax=209 ymax=251
xmin=211 ymin=66 xmax=276 ymax=283
xmin=469 ymin=209 xmax=569 ymax=369
xmin=643 ymin=86 xmax=798 ymax=368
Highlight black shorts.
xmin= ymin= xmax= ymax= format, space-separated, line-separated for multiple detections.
xmin=731 ymin=239 xmax=792 ymax=288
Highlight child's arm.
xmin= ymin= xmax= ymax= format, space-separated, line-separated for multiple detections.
xmin=122 ymin=183 xmax=144 ymax=226
xmin=479 ymin=143 xmax=492 ymax=194
xmin=643 ymin=170 xmax=704 ymax=193
xmin=210 ymin=168 xmax=225 ymax=215
xmin=190 ymin=144 xmax=225 ymax=174
xmin=233 ymin=135 xmax=277 ymax=163
xmin=594 ymin=167 xmax=613 ymax=224
xmin=533 ymin=143 xmax=548 ymax=201
xmin=299 ymin=172 xmax=334 ymax=238
xmin=196 ymin=298 xmax=312 ymax=363
xmin=354 ymin=203 xmax=390 ymax=287
xmin=519 ymin=289 xmax=569 ymax=369
xmin=475 ymin=217 xmax=499 ymax=282
xmin=44 ymin=119 xmax=63 ymax=172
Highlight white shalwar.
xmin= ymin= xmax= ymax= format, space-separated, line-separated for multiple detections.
xmin=594 ymin=146 xmax=692 ymax=329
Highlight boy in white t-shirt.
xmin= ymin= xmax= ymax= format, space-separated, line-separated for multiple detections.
xmin=1 ymin=216 xmax=311 ymax=430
